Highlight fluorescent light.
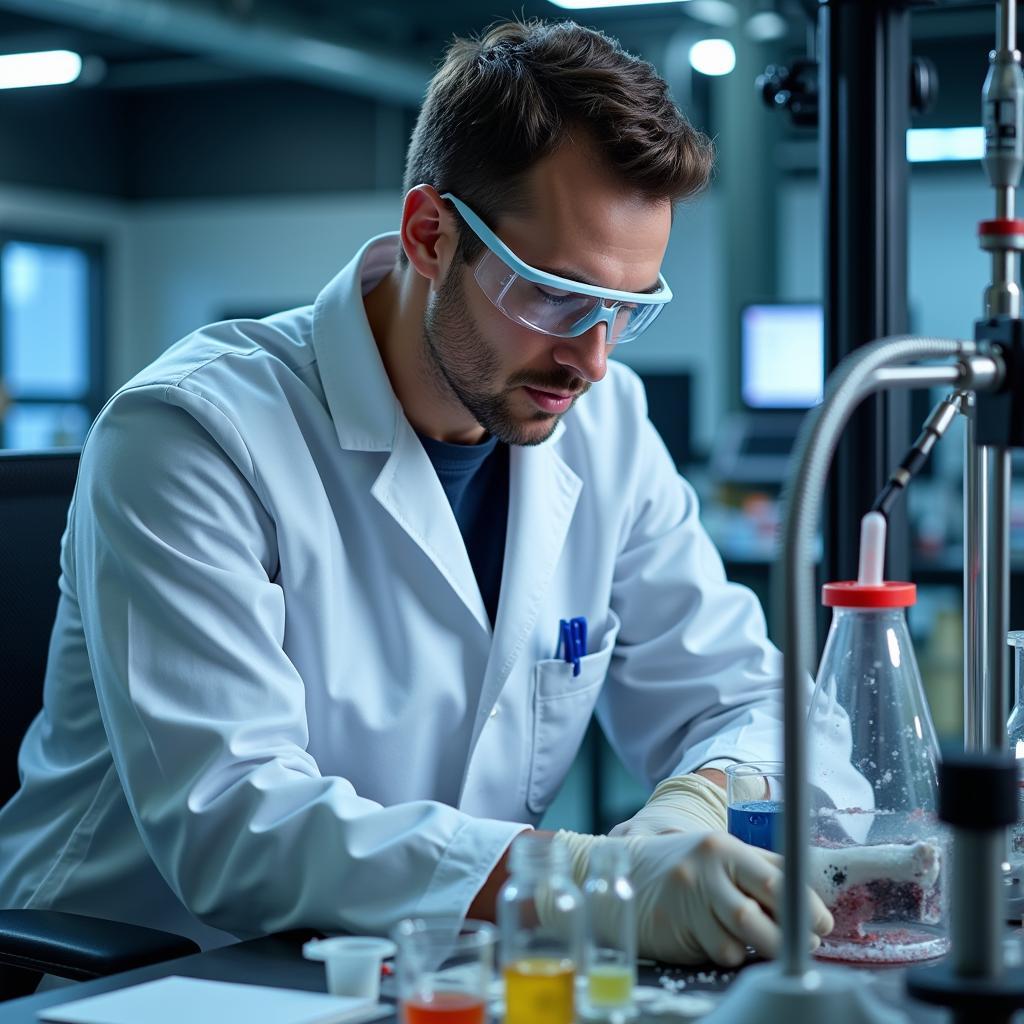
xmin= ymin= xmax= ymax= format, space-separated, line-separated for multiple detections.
xmin=547 ymin=0 xmax=686 ymax=9
xmin=0 ymin=50 xmax=82 ymax=90
xmin=689 ymin=38 xmax=736 ymax=76
xmin=906 ymin=126 xmax=984 ymax=163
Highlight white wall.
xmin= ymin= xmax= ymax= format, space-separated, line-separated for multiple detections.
xmin=122 ymin=192 xmax=401 ymax=375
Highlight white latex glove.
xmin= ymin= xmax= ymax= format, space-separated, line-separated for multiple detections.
xmin=556 ymin=830 xmax=833 ymax=967
xmin=609 ymin=771 xmax=764 ymax=837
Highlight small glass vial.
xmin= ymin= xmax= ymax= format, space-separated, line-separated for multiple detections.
xmin=498 ymin=833 xmax=583 ymax=1024
xmin=583 ymin=841 xmax=636 ymax=1021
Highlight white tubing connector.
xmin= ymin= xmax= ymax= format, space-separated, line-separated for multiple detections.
xmin=857 ymin=511 xmax=887 ymax=585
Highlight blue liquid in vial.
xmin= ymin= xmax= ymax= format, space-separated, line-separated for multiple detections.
xmin=727 ymin=800 xmax=783 ymax=852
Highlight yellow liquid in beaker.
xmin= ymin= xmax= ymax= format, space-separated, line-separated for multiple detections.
xmin=503 ymin=957 xmax=575 ymax=1024
xmin=587 ymin=963 xmax=633 ymax=1007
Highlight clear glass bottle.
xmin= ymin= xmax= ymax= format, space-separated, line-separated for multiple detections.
xmin=807 ymin=580 xmax=948 ymax=964
xmin=582 ymin=842 xmax=636 ymax=1021
xmin=498 ymin=833 xmax=583 ymax=1024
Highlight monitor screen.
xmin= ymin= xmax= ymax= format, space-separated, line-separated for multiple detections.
xmin=741 ymin=303 xmax=824 ymax=410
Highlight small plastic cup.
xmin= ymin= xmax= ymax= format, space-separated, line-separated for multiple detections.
xmin=302 ymin=936 xmax=396 ymax=1000
xmin=391 ymin=918 xmax=495 ymax=1024
xmin=725 ymin=761 xmax=784 ymax=852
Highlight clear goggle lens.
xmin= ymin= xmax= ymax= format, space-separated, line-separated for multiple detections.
xmin=474 ymin=250 xmax=664 ymax=345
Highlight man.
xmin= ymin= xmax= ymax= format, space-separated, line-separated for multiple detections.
xmin=0 ymin=20 xmax=833 ymax=966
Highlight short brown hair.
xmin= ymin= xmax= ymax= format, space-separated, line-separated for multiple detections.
xmin=401 ymin=19 xmax=714 ymax=264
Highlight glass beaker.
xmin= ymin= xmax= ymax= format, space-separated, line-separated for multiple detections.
xmin=725 ymin=761 xmax=784 ymax=853
xmin=807 ymin=580 xmax=948 ymax=964
xmin=498 ymin=832 xmax=583 ymax=1024
xmin=391 ymin=918 xmax=495 ymax=1024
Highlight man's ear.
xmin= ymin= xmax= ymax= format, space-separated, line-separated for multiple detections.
xmin=400 ymin=185 xmax=459 ymax=286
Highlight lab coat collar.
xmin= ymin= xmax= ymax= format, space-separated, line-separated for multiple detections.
xmin=312 ymin=233 xmax=403 ymax=453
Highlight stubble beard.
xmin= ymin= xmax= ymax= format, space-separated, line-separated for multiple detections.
xmin=421 ymin=264 xmax=586 ymax=447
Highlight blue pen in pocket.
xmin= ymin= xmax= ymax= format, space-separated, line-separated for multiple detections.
xmin=557 ymin=616 xmax=588 ymax=677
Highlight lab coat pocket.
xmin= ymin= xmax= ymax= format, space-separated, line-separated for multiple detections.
xmin=526 ymin=611 xmax=621 ymax=815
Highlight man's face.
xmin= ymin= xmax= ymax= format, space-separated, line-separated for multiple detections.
xmin=423 ymin=143 xmax=672 ymax=446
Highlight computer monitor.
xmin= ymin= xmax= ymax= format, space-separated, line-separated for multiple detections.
xmin=740 ymin=302 xmax=824 ymax=411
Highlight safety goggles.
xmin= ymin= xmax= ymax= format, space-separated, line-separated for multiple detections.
xmin=441 ymin=192 xmax=672 ymax=345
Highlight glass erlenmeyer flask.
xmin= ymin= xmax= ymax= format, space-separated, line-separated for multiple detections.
xmin=807 ymin=579 xmax=948 ymax=964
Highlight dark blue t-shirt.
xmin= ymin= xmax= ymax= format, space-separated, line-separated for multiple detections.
xmin=416 ymin=431 xmax=510 ymax=625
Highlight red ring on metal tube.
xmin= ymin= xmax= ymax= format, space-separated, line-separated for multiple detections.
xmin=979 ymin=218 xmax=1024 ymax=235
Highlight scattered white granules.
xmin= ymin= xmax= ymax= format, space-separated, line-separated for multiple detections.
xmin=635 ymin=985 xmax=718 ymax=1018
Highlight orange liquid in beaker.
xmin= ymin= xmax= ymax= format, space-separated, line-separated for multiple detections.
xmin=401 ymin=992 xmax=487 ymax=1024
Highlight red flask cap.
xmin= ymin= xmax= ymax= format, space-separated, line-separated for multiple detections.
xmin=822 ymin=581 xmax=917 ymax=608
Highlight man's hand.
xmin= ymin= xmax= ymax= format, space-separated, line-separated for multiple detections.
xmin=630 ymin=831 xmax=832 ymax=965
xmin=558 ymin=830 xmax=833 ymax=966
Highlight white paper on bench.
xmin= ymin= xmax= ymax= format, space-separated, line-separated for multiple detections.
xmin=36 ymin=975 xmax=391 ymax=1024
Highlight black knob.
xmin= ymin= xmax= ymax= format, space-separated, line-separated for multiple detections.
xmin=939 ymin=752 xmax=1018 ymax=830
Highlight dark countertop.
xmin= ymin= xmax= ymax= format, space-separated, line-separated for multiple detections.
xmin=0 ymin=929 xmax=955 ymax=1023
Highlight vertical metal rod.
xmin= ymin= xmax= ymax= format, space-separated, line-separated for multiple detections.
xmin=994 ymin=250 xmax=1015 ymax=289
xmin=1000 ymin=0 xmax=1017 ymax=53
xmin=952 ymin=830 xmax=1006 ymax=977
xmin=965 ymin=400 xmax=989 ymax=750
xmin=986 ymin=446 xmax=1013 ymax=746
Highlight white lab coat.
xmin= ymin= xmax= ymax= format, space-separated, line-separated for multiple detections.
xmin=0 ymin=234 xmax=787 ymax=950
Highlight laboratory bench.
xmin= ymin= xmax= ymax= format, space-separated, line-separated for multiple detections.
xmin=0 ymin=928 xmax=956 ymax=1023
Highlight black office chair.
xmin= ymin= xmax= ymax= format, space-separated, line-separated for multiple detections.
xmin=0 ymin=450 xmax=200 ymax=999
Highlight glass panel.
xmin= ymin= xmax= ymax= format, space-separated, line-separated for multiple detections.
xmin=2 ymin=241 xmax=90 ymax=399
xmin=2 ymin=402 xmax=90 ymax=450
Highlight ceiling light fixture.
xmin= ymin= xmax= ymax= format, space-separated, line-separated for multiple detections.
xmin=0 ymin=49 xmax=82 ymax=90
xmin=689 ymin=38 xmax=736 ymax=76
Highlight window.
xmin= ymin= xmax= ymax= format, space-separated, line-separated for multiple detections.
xmin=0 ymin=236 xmax=104 ymax=450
